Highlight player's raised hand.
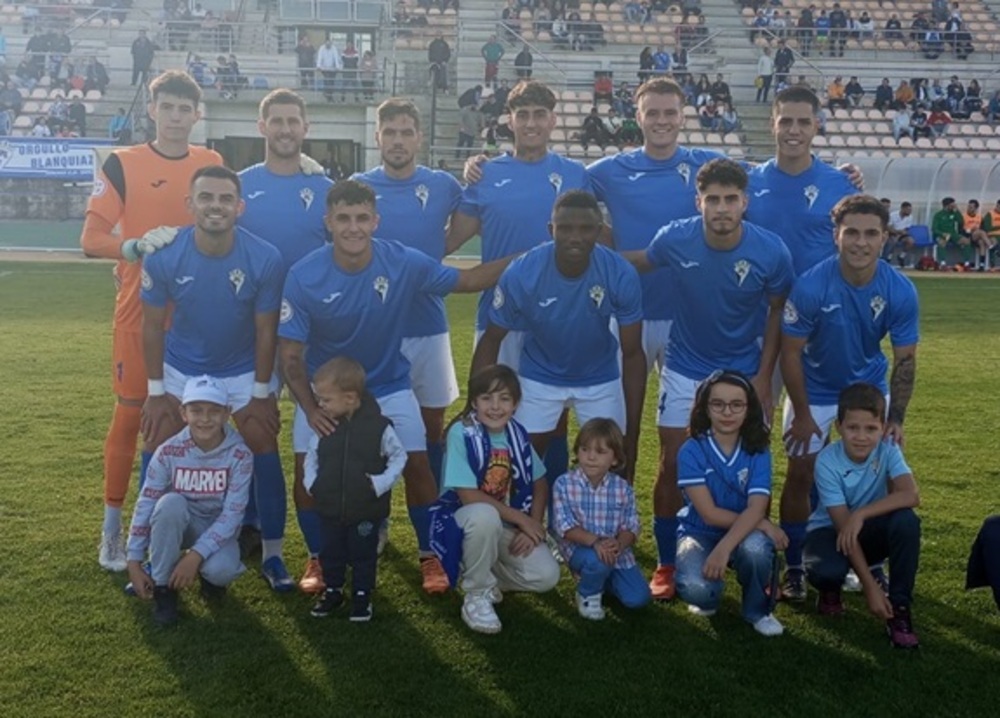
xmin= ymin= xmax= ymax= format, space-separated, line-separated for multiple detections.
xmin=837 ymin=162 xmax=865 ymax=191
xmin=141 ymin=394 xmax=182 ymax=445
xmin=299 ymin=153 xmax=326 ymax=176
xmin=783 ymin=412 xmax=823 ymax=457
xmin=127 ymin=560 xmax=155 ymax=600
xmin=462 ymin=153 xmax=489 ymax=184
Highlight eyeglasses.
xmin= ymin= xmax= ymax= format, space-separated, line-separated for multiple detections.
xmin=708 ymin=399 xmax=748 ymax=414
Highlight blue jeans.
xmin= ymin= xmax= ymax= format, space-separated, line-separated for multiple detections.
xmin=676 ymin=530 xmax=775 ymax=623
xmin=568 ymin=547 xmax=651 ymax=609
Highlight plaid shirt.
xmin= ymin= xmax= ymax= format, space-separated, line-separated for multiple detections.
xmin=553 ymin=468 xmax=641 ymax=569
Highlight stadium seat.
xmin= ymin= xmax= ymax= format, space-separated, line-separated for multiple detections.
xmin=828 ymin=135 xmax=846 ymax=148
xmin=840 ymin=121 xmax=856 ymax=134
xmin=856 ymin=122 xmax=873 ymax=134
xmin=863 ymin=136 xmax=880 ymax=149
xmin=850 ymin=110 xmax=867 ymax=121
xmin=908 ymin=225 xmax=935 ymax=260
xmin=688 ymin=131 xmax=704 ymax=144
xmin=987 ymin=139 xmax=1000 ymax=151
xmin=13 ymin=115 xmax=31 ymax=129
xmin=977 ymin=125 xmax=993 ymax=137
xmin=846 ymin=136 xmax=863 ymax=148
xmin=813 ymin=135 xmax=828 ymax=147
xmin=968 ymin=138 xmax=986 ymax=151
xmin=915 ymin=138 xmax=932 ymax=149
xmin=705 ymin=133 xmax=722 ymax=145
xmin=950 ymin=138 xmax=968 ymax=151
xmin=899 ymin=136 xmax=915 ymax=149
xmin=826 ymin=121 xmax=839 ymax=134
xmin=960 ymin=124 xmax=976 ymax=136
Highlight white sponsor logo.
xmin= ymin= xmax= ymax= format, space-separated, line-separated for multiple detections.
xmin=753 ymin=189 xmax=771 ymax=198
xmin=628 ymin=172 xmax=646 ymax=181
xmin=175 ymin=276 xmax=194 ymax=285
xmin=737 ymin=467 xmax=749 ymax=489
xmin=820 ymin=303 xmax=841 ymax=313
xmin=493 ymin=179 xmax=512 ymax=188
xmin=173 ymin=467 xmax=229 ymax=493
xmin=322 ymin=292 xmax=343 ymax=303
xmin=247 ymin=190 xmax=266 ymax=199
xmin=538 ymin=297 xmax=557 ymax=307
xmin=679 ymin=260 xmax=700 ymax=269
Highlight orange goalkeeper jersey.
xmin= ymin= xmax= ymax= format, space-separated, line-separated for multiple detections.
xmin=81 ymin=142 xmax=223 ymax=332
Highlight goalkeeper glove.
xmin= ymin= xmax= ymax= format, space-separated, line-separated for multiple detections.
xmin=121 ymin=226 xmax=180 ymax=263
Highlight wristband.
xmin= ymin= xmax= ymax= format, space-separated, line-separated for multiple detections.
xmin=148 ymin=379 xmax=165 ymax=397
xmin=251 ymin=381 xmax=270 ymax=400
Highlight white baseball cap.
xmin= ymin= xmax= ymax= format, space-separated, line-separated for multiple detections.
xmin=182 ymin=375 xmax=229 ymax=407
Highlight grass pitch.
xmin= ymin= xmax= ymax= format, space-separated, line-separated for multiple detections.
xmin=1 ymin=262 xmax=999 ymax=717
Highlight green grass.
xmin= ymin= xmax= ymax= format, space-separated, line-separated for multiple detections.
xmin=1 ymin=262 xmax=999 ymax=717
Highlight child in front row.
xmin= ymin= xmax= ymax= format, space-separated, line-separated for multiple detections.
xmin=675 ymin=370 xmax=788 ymax=637
xmin=553 ymin=418 xmax=651 ymax=620
xmin=804 ymin=383 xmax=922 ymax=649
xmin=432 ymin=365 xmax=560 ymax=635
xmin=305 ymin=357 xmax=407 ymax=622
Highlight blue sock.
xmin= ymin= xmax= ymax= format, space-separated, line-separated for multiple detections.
xmin=781 ymin=521 xmax=808 ymax=569
xmin=254 ymin=452 xmax=287 ymax=541
xmin=139 ymin=451 xmax=152 ymax=490
xmin=427 ymin=440 xmax=444 ymax=489
xmin=296 ymin=508 xmax=323 ymax=556
xmin=408 ymin=504 xmax=431 ymax=553
xmin=543 ymin=435 xmax=569 ymax=481
xmin=653 ymin=516 xmax=679 ymax=567
xmin=243 ymin=474 xmax=259 ymax=528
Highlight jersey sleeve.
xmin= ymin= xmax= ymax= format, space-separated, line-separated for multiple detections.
xmin=814 ymin=448 xmax=848 ymax=510
xmin=410 ymin=246 xmax=460 ymax=296
xmin=444 ymin=172 xmax=463 ymax=213
xmin=140 ymin=252 xmax=170 ymax=308
xmin=781 ymin=275 xmax=819 ymax=339
xmin=125 ymin=442 xmax=172 ymax=561
xmin=883 ymin=441 xmax=913 ymax=481
xmin=80 ymin=152 xmax=126 ymax=258
xmin=457 ymin=177 xmax=483 ymax=218
xmin=585 ymin=159 xmax=609 ymax=201
xmin=888 ymin=278 xmax=920 ymax=347
xmin=191 ymin=444 xmax=254 ymax=560
xmin=277 ymin=270 xmax=311 ymax=343
xmin=612 ymin=258 xmax=643 ymax=326
xmin=766 ymin=239 xmax=795 ymax=299
xmin=487 ymin=264 xmax=524 ymax=330
xmin=746 ymin=451 xmax=773 ymax=497
xmin=254 ymin=249 xmax=284 ymax=314
xmin=529 ymin=445 xmax=546 ymax=481
xmin=645 ymin=223 xmax=674 ymax=268
xmin=442 ymin=422 xmax=480 ymax=491
xmin=676 ymin=440 xmax=708 ymax=489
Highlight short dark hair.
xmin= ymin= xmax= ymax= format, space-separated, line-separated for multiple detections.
xmin=968 ymin=199 xmax=980 ymax=209
xmin=190 ymin=165 xmax=240 ymax=195
xmin=634 ymin=77 xmax=686 ymax=107
xmin=942 ymin=196 xmax=956 ymax=207
xmin=831 ymin=194 xmax=889 ymax=230
xmin=506 ymin=80 xmax=556 ymax=111
xmin=377 ymin=98 xmax=421 ymax=131
xmin=773 ymin=85 xmax=820 ymax=114
xmin=696 ymin=158 xmax=748 ymax=192
xmin=149 ymin=70 xmax=202 ymax=104
xmin=837 ymin=383 xmax=886 ymax=423
xmin=901 ymin=201 xmax=912 ymax=209
xmin=259 ymin=88 xmax=307 ymax=120
xmin=326 ymin=179 xmax=376 ymax=209
xmin=689 ymin=370 xmax=770 ymax=454
xmin=552 ymin=189 xmax=601 ymax=215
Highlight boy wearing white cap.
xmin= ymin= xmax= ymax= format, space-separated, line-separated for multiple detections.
xmin=126 ymin=376 xmax=253 ymax=626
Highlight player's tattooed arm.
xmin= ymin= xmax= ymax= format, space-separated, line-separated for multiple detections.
xmin=886 ymin=346 xmax=916 ymax=441
xmin=280 ymin=339 xmax=337 ymax=437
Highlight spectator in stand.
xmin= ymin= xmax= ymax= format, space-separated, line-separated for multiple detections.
xmin=886 ymin=201 xmax=915 ymax=265
xmin=186 ymin=53 xmax=210 ymax=87
xmin=893 ymin=79 xmax=914 ymax=110
xmin=603 ymin=106 xmax=623 ymax=146
xmin=533 ymin=6 xmax=552 ymax=35
xmin=638 ymin=46 xmax=654 ymax=84
xmin=340 ymin=42 xmax=360 ymax=102
xmin=814 ymin=9 xmax=830 ymax=55
xmin=494 ymin=79 xmax=511 ymax=111
xmin=360 ymin=49 xmax=378 ymax=100
xmin=429 ymin=34 xmax=452 ymax=92
xmin=873 ymin=78 xmax=893 ymax=113
xmin=774 ymin=39 xmax=794 ymax=87
xmin=721 ymin=101 xmax=741 ymax=133
xmin=913 ymin=78 xmax=931 ymax=107
xmin=651 ymin=45 xmax=672 ymax=77
xmin=921 ymin=24 xmax=944 ymax=59
xmin=797 ymin=6 xmax=815 ymax=56
xmin=31 ymin=116 xmax=51 ymax=137
xmin=579 ymin=105 xmax=610 ymax=149
xmin=26 ymin=28 xmax=48 ymax=78
xmin=14 ymin=58 xmax=38 ymax=91
xmin=750 ymin=9 xmax=770 ymax=42
xmin=927 ymin=104 xmax=952 ymax=137
xmin=594 ymin=72 xmax=613 ymax=104
xmin=552 ymin=14 xmax=570 ymax=45
xmin=756 ymin=47 xmax=774 ymax=103
xmin=50 ymin=30 xmax=72 ymax=82
xmin=108 ymin=107 xmax=131 ymax=143
xmin=770 ymin=11 xmax=787 ymax=38
xmin=501 ymin=0 xmax=521 ymax=42
xmin=69 ymin=97 xmax=87 ymax=136
xmin=963 ymin=79 xmax=982 ymax=115
xmin=856 ymin=11 xmax=874 ymax=39
xmin=826 ymin=76 xmax=848 ymax=112
xmin=458 ymin=84 xmax=482 ymax=109
xmin=945 ymin=75 xmax=964 ymax=114
xmin=910 ymin=104 xmax=930 ymax=138
xmin=710 ymin=73 xmax=731 ymax=106
xmin=456 ymin=100 xmax=483 ymax=157
xmin=296 ymin=34 xmax=316 ymax=90
xmin=672 ymin=47 xmax=689 ymax=84
xmin=885 ymin=14 xmax=903 ymax=41
xmin=481 ymin=35 xmax=504 ymax=88
xmin=828 ymin=3 xmax=847 ymax=57
xmin=514 ymin=44 xmax=533 ymax=80
xmin=613 ymin=81 xmax=635 ymax=117
xmin=910 ymin=12 xmax=930 ymax=42
xmin=84 ymin=57 xmax=109 ymax=95
xmin=929 ymin=78 xmax=945 ymax=103
xmin=0 ymin=80 xmax=22 ymax=117
xmin=131 ymin=29 xmax=156 ymax=87
xmin=697 ymin=100 xmax=720 ymax=130
xmin=47 ymin=94 xmax=68 ymax=132
xmin=845 ymin=76 xmax=864 ymax=107
xmin=988 ymin=90 xmax=1000 ymax=126
xmin=618 ymin=113 xmax=642 ymax=144
xmin=316 ymin=37 xmax=342 ymax=103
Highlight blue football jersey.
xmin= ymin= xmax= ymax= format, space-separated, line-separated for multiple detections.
xmin=588 ymin=146 xmax=724 ymax=322
xmin=352 ymin=166 xmax=462 ymax=337
xmin=141 ymin=226 xmax=284 ymax=377
xmin=488 ymin=243 xmax=643 ymax=386
xmin=238 ymin=164 xmax=333 ymax=274
xmin=782 ymin=256 xmax=919 ymax=404
xmin=457 ymin=151 xmax=592 ymax=329
xmin=745 ymin=157 xmax=857 ymax=275
xmin=278 ymin=239 xmax=460 ymax=396
xmin=646 ymin=217 xmax=794 ymax=379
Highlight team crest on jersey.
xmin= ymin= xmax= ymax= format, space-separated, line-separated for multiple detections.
xmin=373 ymin=275 xmax=389 ymax=303
xmin=492 ymin=285 xmax=504 ymax=309
xmin=589 ymin=284 xmax=606 ymax=309
xmin=415 ymin=183 xmax=430 ymax=210
xmin=737 ymin=467 xmax=749 ymax=490
xmin=804 ymin=184 xmax=819 ymax=209
xmin=141 ymin=268 xmax=152 ymax=291
xmin=548 ymin=172 xmax=563 ymax=194
xmin=783 ymin=299 xmax=798 ymax=324
xmin=228 ymin=268 xmax=245 ymax=296
xmin=870 ymin=295 xmax=886 ymax=322
xmin=733 ymin=259 xmax=751 ymax=287
xmin=300 ymin=187 xmax=315 ymax=211
xmin=677 ymin=162 xmax=691 ymax=186
xmin=91 ymin=177 xmax=106 ymax=197
xmin=280 ymin=299 xmax=293 ymax=323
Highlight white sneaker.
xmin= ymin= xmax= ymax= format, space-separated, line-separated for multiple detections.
xmin=842 ymin=569 xmax=862 ymax=592
xmin=687 ymin=604 xmax=717 ymax=617
xmin=487 ymin=586 xmax=503 ymax=605
xmin=576 ymin=592 xmax=606 ymax=620
xmin=98 ymin=532 xmax=127 ymax=572
xmin=753 ymin=614 xmax=785 ymax=637
xmin=462 ymin=591 xmax=502 ymax=634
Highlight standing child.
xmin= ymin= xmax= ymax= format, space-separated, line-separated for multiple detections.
xmin=804 ymin=383 xmax=921 ymax=649
xmin=305 ymin=357 xmax=407 ymax=622
xmin=431 ymin=365 xmax=560 ymax=635
xmin=675 ymin=370 xmax=788 ymax=637
xmin=553 ymin=418 xmax=651 ymax=620
xmin=125 ymin=376 xmax=253 ymax=627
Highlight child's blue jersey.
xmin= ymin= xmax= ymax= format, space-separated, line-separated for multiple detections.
xmin=745 ymin=157 xmax=857 ymax=275
xmin=587 ymin=146 xmax=724 ymax=322
xmin=646 ymin=217 xmax=794 ymax=379
xmin=783 ymin=256 xmax=920 ymax=404
xmin=457 ymin=151 xmax=592 ymax=329
xmin=488 ymin=243 xmax=643 ymax=387
xmin=141 ymin=226 xmax=284 ymax=377
xmin=278 ymin=239 xmax=459 ymax=396
xmin=238 ymin=164 xmax=333 ymax=274
xmin=677 ymin=433 xmax=772 ymax=540
xmin=808 ymin=440 xmax=912 ymax=531
xmin=352 ymin=165 xmax=462 ymax=338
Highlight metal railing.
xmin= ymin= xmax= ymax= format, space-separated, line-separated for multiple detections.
xmin=456 ymin=20 xmax=569 ymax=89
xmin=276 ymin=0 xmax=389 ymax=23
xmin=749 ymin=27 xmax=997 ymax=62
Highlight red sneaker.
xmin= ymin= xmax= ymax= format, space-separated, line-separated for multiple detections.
xmin=298 ymin=557 xmax=326 ymax=595
xmin=420 ymin=556 xmax=450 ymax=595
xmin=649 ymin=565 xmax=676 ymax=601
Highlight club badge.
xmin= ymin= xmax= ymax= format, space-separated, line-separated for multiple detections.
xmin=548 ymin=172 xmax=563 ymax=194
xmin=300 ymin=187 xmax=314 ymax=211
xmin=589 ymin=284 xmax=606 ymax=309
xmin=734 ymin=259 xmax=750 ymax=287
xmin=677 ymin=162 xmax=691 ymax=186
xmin=415 ymin=183 xmax=429 ymax=210
xmin=870 ymin=295 xmax=886 ymax=322
xmin=229 ymin=268 xmax=245 ymax=296
xmin=374 ymin=275 xmax=389 ymax=303
xmin=804 ymin=184 xmax=819 ymax=209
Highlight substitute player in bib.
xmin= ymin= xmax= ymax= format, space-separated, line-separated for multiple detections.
xmin=447 ymin=80 xmax=591 ymax=482
xmin=279 ymin=179 xmax=516 ymax=594
xmin=352 ymin=99 xmax=463 ymax=486
xmin=238 ymin=88 xmax=333 ymax=593
xmin=781 ymin=195 xmax=918 ymax=601
xmin=472 ymin=190 xmax=646 ymax=480
xmin=81 ymin=70 xmax=224 ymax=572
xmin=625 ymin=159 xmax=794 ymax=599
xmin=139 ymin=165 xmax=291 ymax=591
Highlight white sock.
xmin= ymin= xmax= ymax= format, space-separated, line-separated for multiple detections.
xmin=262 ymin=539 xmax=284 ymax=562
xmin=103 ymin=506 xmax=122 ymax=537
